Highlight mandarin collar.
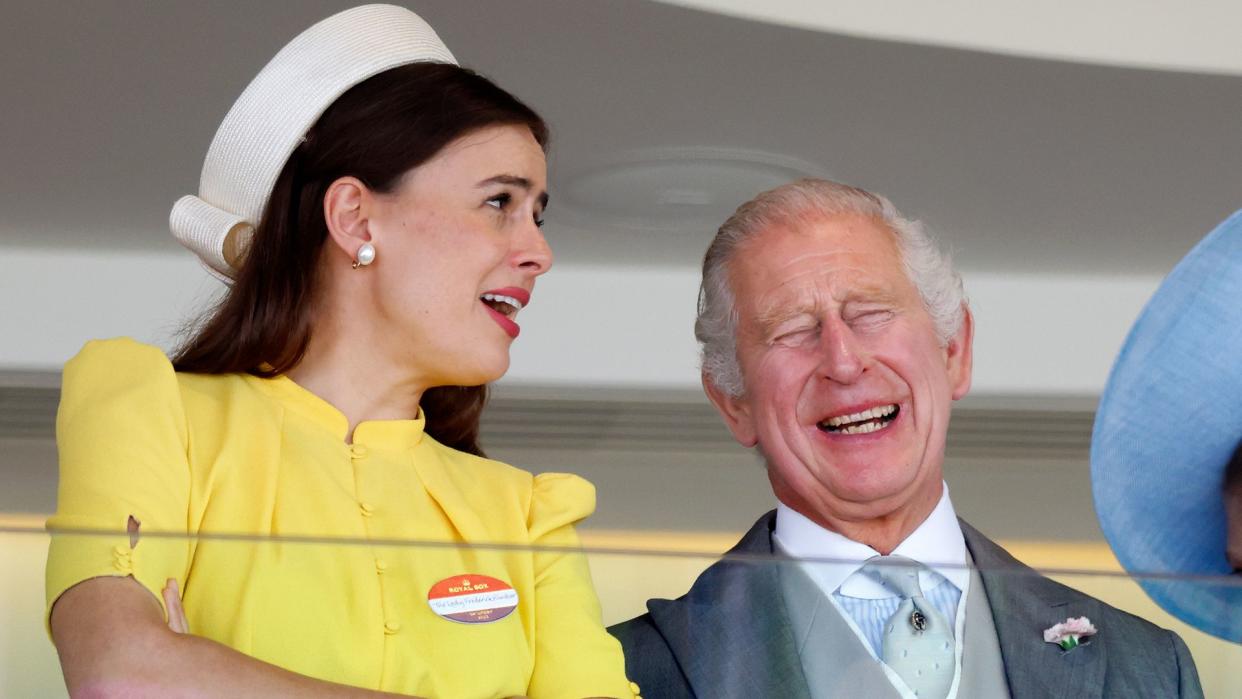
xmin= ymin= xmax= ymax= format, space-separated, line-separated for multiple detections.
xmin=247 ymin=373 xmax=426 ymax=450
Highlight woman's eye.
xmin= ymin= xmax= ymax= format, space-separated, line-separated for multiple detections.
xmin=534 ymin=212 xmax=546 ymax=228
xmin=485 ymin=193 xmax=512 ymax=210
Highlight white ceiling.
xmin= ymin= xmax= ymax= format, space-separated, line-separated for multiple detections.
xmin=668 ymin=0 xmax=1242 ymax=76
xmin=2 ymin=0 xmax=1240 ymax=274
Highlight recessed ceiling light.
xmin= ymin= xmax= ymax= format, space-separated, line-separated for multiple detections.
xmin=556 ymin=146 xmax=830 ymax=234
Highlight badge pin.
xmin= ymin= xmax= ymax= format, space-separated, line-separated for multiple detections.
xmin=427 ymin=573 xmax=519 ymax=625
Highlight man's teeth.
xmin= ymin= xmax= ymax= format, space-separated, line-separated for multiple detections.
xmin=836 ymin=420 xmax=887 ymax=435
xmin=825 ymin=404 xmax=897 ymax=428
xmin=481 ymin=293 xmax=524 ymax=313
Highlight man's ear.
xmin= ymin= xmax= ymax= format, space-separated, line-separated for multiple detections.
xmin=946 ymin=304 xmax=974 ymax=401
xmin=323 ymin=176 xmax=372 ymax=261
xmin=702 ymin=372 xmax=759 ymax=448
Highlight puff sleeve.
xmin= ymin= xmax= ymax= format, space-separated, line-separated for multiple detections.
xmin=525 ymin=472 xmax=635 ymax=699
xmin=45 ymin=338 xmax=192 ymax=628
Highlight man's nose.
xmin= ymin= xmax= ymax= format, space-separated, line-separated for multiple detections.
xmin=817 ymin=319 xmax=865 ymax=384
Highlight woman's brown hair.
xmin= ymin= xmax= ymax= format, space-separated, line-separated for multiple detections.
xmin=174 ymin=63 xmax=549 ymax=456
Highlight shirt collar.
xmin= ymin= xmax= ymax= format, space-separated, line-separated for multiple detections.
xmin=772 ymin=482 xmax=968 ymax=598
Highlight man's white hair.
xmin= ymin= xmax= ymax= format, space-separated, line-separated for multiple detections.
xmin=695 ymin=178 xmax=966 ymax=397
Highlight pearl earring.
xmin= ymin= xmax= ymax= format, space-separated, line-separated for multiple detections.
xmin=352 ymin=242 xmax=376 ymax=269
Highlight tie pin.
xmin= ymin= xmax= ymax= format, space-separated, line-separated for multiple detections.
xmin=910 ymin=609 xmax=928 ymax=632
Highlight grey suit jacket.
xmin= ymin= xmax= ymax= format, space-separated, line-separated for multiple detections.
xmin=609 ymin=511 xmax=1203 ymax=699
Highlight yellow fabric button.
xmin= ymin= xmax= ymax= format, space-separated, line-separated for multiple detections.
xmin=629 ymin=680 xmax=642 ymax=695
xmin=359 ymin=502 xmax=375 ymax=517
xmin=384 ymin=621 xmax=401 ymax=634
xmin=375 ymin=559 xmax=388 ymax=573
xmin=113 ymin=560 xmax=132 ymax=573
xmin=349 ymin=444 xmax=368 ymax=458
xmin=112 ymin=545 xmax=129 ymax=556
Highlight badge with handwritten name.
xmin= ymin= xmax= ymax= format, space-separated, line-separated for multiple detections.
xmin=427 ymin=574 xmax=519 ymax=624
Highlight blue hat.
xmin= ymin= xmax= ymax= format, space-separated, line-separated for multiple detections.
xmin=1091 ymin=209 xmax=1242 ymax=643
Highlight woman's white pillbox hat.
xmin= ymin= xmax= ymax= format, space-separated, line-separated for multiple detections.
xmin=169 ymin=4 xmax=457 ymax=280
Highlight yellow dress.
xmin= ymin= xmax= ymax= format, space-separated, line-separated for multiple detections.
xmin=45 ymin=338 xmax=634 ymax=699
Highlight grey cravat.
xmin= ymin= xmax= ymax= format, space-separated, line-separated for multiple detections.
xmin=862 ymin=556 xmax=955 ymax=699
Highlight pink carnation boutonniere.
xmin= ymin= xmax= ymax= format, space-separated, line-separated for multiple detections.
xmin=1043 ymin=616 xmax=1097 ymax=651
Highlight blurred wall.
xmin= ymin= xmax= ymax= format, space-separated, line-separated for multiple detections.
xmin=0 ymin=246 xmax=1158 ymax=395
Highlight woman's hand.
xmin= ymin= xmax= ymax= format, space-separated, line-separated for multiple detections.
xmin=162 ymin=578 xmax=189 ymax=634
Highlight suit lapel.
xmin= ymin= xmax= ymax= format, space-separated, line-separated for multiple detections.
xmin=962 ymin=521 xmax=1106 ymax=699
xmin=648 ymin=512 xmax=812 ymax=699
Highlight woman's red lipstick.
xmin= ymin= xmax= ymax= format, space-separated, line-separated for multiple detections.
xmin=481 ymin=287 xmax=530 ymax=339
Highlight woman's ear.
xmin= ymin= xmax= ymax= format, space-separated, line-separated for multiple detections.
xmin=323 ymin=176 xmax=372 ymax=260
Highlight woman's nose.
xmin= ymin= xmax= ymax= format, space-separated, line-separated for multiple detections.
xmin=515 ymin=221 xmax=553 ymax=276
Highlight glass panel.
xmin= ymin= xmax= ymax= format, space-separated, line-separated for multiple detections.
xmin=5 ymin=520 xmax=1239 ymax=698
xmin=1 ymin=521 xmax=62 ymax=698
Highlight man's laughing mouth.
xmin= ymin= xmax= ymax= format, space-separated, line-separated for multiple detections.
xmin=817 ymin=404 xmax=899 ymax=435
